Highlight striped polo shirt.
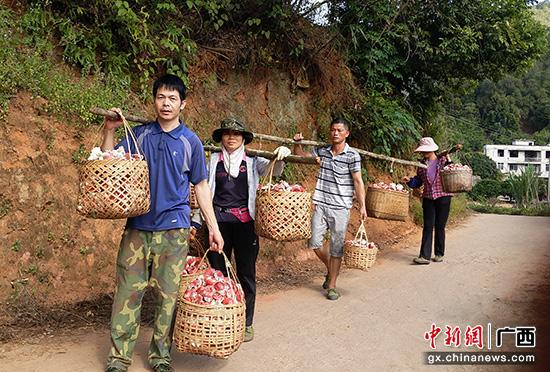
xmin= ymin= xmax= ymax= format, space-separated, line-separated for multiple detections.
xmin=312 ymin=144 xmax=361 ymax=209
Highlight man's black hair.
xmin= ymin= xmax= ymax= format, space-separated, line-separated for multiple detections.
xmin=330 ymin=117 xmax=350 ymax=131
xmin=153 ymin=74 xmax=187 ymax=100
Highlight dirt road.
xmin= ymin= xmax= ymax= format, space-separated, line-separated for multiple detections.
xmin=1 ymin=214 xmax=549 ymax=371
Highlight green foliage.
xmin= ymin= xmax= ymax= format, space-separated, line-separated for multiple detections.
xmin=72 ymin=144 xmax=88 ymax=164
xmin=533 ymin=1 xmax=550 ymax=27
xmin=409 ymin=197 xmax=423 ymax=226
xmin=449 ymin=194 xmax=471 ymax=224
xmin=459 ymin=152 xmax=501 ymax=180
xmin=470 ymin=179 xmax=502 ymax=201
xmin=4 ymin=0 xmax=548 ymax=159
xmin=11 ymin=240 xmax=21 ymax=252
xmin=437 ymin=112 xmax=487 ymax=153
xmin=279 ymin=162 xmax=307 ymax=185
xmin=17 ymin=1 xmax=316 ymax=97
xmin=0 ymin=194 xmax=11 ymax=218
xmin=345 ymin=95 xmax=421 ymax=157
xmin=35 ymin=247 xmax=46 ymax=259
xmin=442 ymin=2 xmax=550 ymax=148
xmin=507 ymin=165 xmax=542 ymax=208
xmin=533 ymin=119 xmax=550 ymax=146
xmin=25 ymin=264 xmax=39 ymax=276
xmin=23 ymin=0 xmax=201 ymax=93
xmin=469 ymin=203 xmax=550 ymax=216
xmin=0 ymin=5 xmax=130 ymax=124
xmin=410 ymin=194 xmax=470 ymax=226
xmin=330 ymin=0 xmax=548 ymax=123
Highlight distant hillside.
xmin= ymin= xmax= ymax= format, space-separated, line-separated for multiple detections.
xmin=533 ymin=1 xmax=550 ymax=26
xmin=442 ymin=2 xmax=550 ymax=149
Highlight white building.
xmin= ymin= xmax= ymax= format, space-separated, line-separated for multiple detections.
xmin=483 ymin=140 xmax=550 ymax=179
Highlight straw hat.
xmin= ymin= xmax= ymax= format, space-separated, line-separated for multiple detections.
xmin=212 ymin=118 xmax=254 ymax=145
xmin=414 ymin=137 xmax=439 ymax=152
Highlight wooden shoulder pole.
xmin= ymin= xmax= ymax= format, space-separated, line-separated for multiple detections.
xmin=203 ymin=145 xmax=319 ymax=165
xmin=252 ymin=133 xmax=427 ymax=169
xmin=90 ymin=107 xmax=427 ymax=168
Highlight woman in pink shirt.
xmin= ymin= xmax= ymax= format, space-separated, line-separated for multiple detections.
xmin=403 ymin=137 xmax=453 ymax=264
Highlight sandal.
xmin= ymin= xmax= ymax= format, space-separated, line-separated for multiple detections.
xmin=326 ymin=288 xmax=340 ymax=301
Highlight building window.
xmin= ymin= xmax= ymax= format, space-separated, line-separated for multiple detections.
xmin=546 ymin=151 xmax=550 ymax=159
xmin=498 ymin=149 xmax=504 ymax=157
xmin=525 ymin=150 xmax=540 ymax=161
xmin=509 ymin=164 xmax=518 ymax=171
xmin=546 ymin=164 xmax=549 ymax=172
xmin=509 ymin=150 xmax=519 ymax=158
xmin=497 ymin=163 xmax=504 ymax=170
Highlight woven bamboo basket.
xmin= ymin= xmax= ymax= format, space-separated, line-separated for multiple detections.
xmin=177 ymin=255 xmax=209 ymax=303
xmin=365 ymin=186 xmax=409 ymax=221
xmin=189 ymin=184 xmax=199 ymax=209
xmin=77 ymin=114 xmax=150 ymax=219
xmin=178 ymin=272 xmax=203 ymax=303
xmin=440 ymin=167 xmax=473 ymax=193
xmin=344 ymin=222 xmax=378 ymax=270
xmin=174 ymin=300 xmax=245 ymax=358
xmin=174 ymin=251 xmax=245 ymax=359
xmin=255 ymin=162 xmax=312 ymax=241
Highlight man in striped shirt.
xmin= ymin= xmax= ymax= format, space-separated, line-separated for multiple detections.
xmin=293 ymin=118 xmax=367 ymax=300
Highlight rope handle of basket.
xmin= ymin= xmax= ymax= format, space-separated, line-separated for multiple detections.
xmin=196 ymin=248 xmax=242 ymax=287
xmin=190 ymin=227 xmax=208 ymax=259
xmin=258 ymin=160 xmax=278 ymax=195
xmin=354 ymin=221 xmax=369 ymax=244
xmin=438 ymin=144 xmax=468 ymax=169
xmin=92 ymin=111 xmax=144 ymax=160
xmin=119 ymin=112 xmax=144 ymax=160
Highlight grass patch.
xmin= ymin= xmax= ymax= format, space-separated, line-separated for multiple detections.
xmin=0 ymin=194 xmax=11 ymax=219
xmin=468 ymin=203 xmax=550 ymax=217
xmin=410 ymin=194 xmax=471 ymax=226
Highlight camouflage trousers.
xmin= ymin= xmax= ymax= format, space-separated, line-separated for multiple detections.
xmin=106 ymin=228 xmax=188 ymax=370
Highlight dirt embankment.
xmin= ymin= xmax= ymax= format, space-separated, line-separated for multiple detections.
xmin=0 ymin=64 xmax=419 ymax=340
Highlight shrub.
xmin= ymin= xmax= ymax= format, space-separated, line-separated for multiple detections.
xmin=344 ymin=95 xmax=421 ymax=158
xmin=410 ymin=197 xmax=423 ymax=225
xmin=410 ymin=194 xmax=470 ymax=226
xmin=469 ymin=203 xmax=550 ymax=217
xmin=0 ymin=5 xmax=132 ymax=125
xmin=459 ymin=152 xmax=501 ymax=180
xmin=507 ymin=165 xmax=541 ymax=208
xmin=470 ymin=179 xmax=502 ymax=201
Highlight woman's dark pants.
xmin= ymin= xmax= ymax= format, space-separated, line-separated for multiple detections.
xmin=419 ymin=196 xmax=452 ymax=259
xmin=208 ymin=221 xmax=259 ymax=327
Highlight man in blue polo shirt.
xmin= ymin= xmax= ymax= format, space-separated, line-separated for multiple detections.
xmin=293 ymin=118 xmax=366 ymax=301
xmin=101 ymin=74 xmax=223 ymax=372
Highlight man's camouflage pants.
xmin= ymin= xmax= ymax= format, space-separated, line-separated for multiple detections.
xmin=106 ymin=228 xmax=188 ymax=370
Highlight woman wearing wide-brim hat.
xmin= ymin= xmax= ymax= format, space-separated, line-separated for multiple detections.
xmin=192 ymin=118 xmax=290 ymax=341
xmin=402 ymin=137 xmax=453 ymax=264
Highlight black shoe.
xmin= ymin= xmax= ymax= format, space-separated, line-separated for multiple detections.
xmin=152 ymin=363 xmax=174 ymax=372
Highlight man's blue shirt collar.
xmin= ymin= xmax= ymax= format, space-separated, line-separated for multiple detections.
xmin=150 ymin=120 xmax=187 ymax=139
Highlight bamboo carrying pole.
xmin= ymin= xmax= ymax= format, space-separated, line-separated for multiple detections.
xmin=203 ymin=145 xmax=319 ymax=165
xmin=90 ymin=107 xmax=427 ymax=168
xmin=252 ymin=133 xmax=426 ymax=168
